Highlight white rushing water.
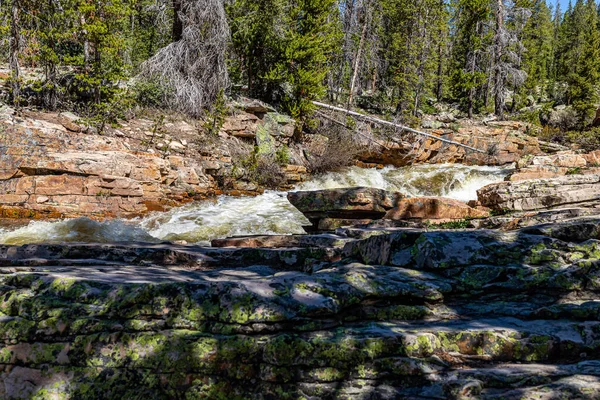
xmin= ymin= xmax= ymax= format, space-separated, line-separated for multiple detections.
xmin=0 ymin=163 xmax=512 ymax=245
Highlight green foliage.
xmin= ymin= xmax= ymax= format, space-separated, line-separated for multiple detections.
xmin=425 ymin=219 xmax=471 ymax=229
xmin=227 ymin=0 xmax=337 ymax=124
xmin=556 ymin=0 xmax=600 ymax=126
xmin=380 ymin=0 xmax=449 ymax=118
xmin=565 ymin=127 xmax=600 ymax=151
xmin=449 ymin=0 xmax=491 ymax=116
xmin=236 ymin=146 xmax=287 ymax=188
xmin=275 ymin=146 xmax=291 ymax=165
xmin=78 ymin=89 xmax=135 ymax=134
xmin=131 ymin=79 xmax=171 ymax=108
xmin=516 ymin=108 xmax=542 ymax=126
xmin=3 ymin=0 xmax=599 ymax=137
xmin=520 ymin=0 xmax=554 ymax=99
xmin=203 ymin=89 xmax=228 ymax=136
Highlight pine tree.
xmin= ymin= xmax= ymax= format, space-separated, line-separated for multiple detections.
xmin=557 ymin=0 xmax=600 ymax=125
xmin=520 ymin=0 xmax=554 ymax=103
xmin=450 ymin=0 xmax=491 ymax=117
xmin=380 ymin=0 xmax=449 ymax=118
xmin=570 ymin=0 xmax=600 ymax=124
xmin=229 ymin=0 xmax=338 ymax=122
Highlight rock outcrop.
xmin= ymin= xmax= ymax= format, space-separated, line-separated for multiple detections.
xmin=358 ymin=120 xmax=541 ymax=167
xmin=289 ymin=188 xmax=488 ymax=230
xmin=0 ymin=115 xmax=217 ymax=218
xmin=0 ymin=103 xmax=310 ymax=219
xmin=1 ymin=219 xmax=600 ymax=398
xmin=478 ymin=174 xmax=600 ymax=211
xmin=287 ymin=187 xmax=403 ymax=230
xmin=509 ymin=151 xmax=600 ymax=181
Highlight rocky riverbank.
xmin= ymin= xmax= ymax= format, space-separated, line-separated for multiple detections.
xmin=0 ymin=101 xmax=541 ymax=220
xmin=1 ymin=217 xmax=600 ymax=399
xmin=1 ymin=98 xmax=599 ymax=399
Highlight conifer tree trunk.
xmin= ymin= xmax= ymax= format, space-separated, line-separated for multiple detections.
xmin=493 ymin=0 xmax=505 ymax=119
xmin=436 ymin=42 xmax=444 ymax=100
xmin=9 ymin=0 xmax=20 ymax=105
xmin=348 ymin=13 xmax=368 ymax=107
xmin=172 ymin=0 xmax=183 ymax=41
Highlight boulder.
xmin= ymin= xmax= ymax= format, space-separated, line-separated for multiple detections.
xmin=478 ymin=174 xmax=600 ymax=211
xmin=221 ymin=111 xmax=260 ymax=138
xmin=384 ymin=197 xmax=489 ymax=221
xmin=287 ymin=187 xmax=402 ymax=230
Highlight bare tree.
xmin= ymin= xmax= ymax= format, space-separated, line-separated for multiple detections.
xmin=348 ymin=9 xmax=369 ymax=107
xmin=139 ymin=0 xmax=230 ymax=116
xmin=492 ymin=0 xmax=530 ymax=119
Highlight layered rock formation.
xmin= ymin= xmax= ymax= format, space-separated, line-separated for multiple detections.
xmin=1 ymin=219 xmax=600 ymax=398
xmin=509 ymin=151 xmax=600 ymax=181
xmin=288 ymin=187 xmax=489 ymax=231
xmin=0 ymin=115 xmax=216 ymax=218
xmin=358 ymin=120 xmax=541 ymax=167
xmin=478 ymin=174 xmax=600 ymax=212
xmin=0 ymin=103 xmax=309 ymax=219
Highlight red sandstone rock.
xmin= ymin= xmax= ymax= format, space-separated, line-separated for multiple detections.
xmin=384 ymin=197 xmax=489 ymax=221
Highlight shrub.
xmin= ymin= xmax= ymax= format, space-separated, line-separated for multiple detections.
xmin=232 ymin=145 xmax=287 ymax=189
xmin=565 ymin=127 xmax=600 ymax=152
xmin=306 ymin=125 xmax=361 ymax=174
xmin=275 ymin=145 xmax=291 ymax=165
xmin=516 ymin=109 xmax=541 ymax=126
xmin=131 ymin=79 xmax=171 ymax=108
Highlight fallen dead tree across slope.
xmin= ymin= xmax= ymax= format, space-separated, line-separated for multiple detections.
xmin=312 ymin=101 xmax=487 ymax=154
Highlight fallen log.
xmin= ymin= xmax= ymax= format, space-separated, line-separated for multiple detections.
xmin=312 ymin=101 xmax=487 ymax=154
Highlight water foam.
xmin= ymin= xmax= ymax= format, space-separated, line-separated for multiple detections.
xmin=0 ymin=218 xmax=159 ymax=246
xmin=0 ymin=164 xmax=512 ymax=244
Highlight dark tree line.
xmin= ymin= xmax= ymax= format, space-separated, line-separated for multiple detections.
xmin=2 ymin=0 xmax=599 ymax=127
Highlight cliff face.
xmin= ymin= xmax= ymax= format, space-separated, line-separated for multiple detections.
xmin=0 ymin=219 xmax=599 ymax=399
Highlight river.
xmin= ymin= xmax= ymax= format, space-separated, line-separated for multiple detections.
xmin=0 ymin=163 xmax=512 ymax=245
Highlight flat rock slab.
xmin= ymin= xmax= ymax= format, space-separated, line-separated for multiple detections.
xmin=0 ymin=242 xmax=342 ymax=271
xmin=210 ymin=233 xmax=352 ymax=248
xmin=478 ymin=174 xmax=600 ymax=211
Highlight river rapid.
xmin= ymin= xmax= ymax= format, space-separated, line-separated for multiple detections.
xmin=0 ymin=164 xmax=512 ymax=245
